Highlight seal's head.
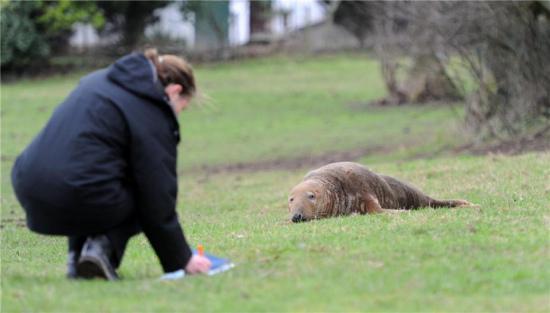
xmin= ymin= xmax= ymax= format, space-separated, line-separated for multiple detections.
xmin=288 ymin=179 xmax=328 ymax=223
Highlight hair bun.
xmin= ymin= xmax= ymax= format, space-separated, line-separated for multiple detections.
xmin=143 ymin=47 xmax=196 ymax=97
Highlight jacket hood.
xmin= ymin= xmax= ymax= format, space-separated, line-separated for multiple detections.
xmin=107 ymin=53 xmax=167 ymax=104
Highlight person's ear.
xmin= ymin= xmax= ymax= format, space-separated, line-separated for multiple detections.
xmin=165 ymin=84 xmax=183 ymax=97
xmin=172 ymin=84 xmax=182 ymax=95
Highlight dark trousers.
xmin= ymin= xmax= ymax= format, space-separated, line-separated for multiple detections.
xmin=68 ymin=214 xmax=141 ymax=268
xmin=12 ymin=156 xmax=142 ymax=269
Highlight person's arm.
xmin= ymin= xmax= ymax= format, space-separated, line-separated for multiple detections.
xmin=130 ymin=125 xmax=193 ymax=273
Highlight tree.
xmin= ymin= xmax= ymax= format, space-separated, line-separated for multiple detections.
xmin=1 ymin=1 xmax=49 ymax=68
xmin=39 ymin=0 xmax=104 ymax=52
xmin=332 ymin=0 xmax=374 ymax=48
xmin=95 ymin=1 xmax=171 ymax=52
xmin=249 ymin=0 xmax=272 ymax=43
xmin=333 ymin=1 xmax=462 ymax=106
xmin=1 ymin=0 xmax=104 ymax=69
xmin=332 ymin=1 xmax=550 ymax=139
xmin=454 ymin=2 xmax=550 ymax=138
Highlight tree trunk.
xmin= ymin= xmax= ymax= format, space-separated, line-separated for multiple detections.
xmin=375 ymin=54 xmax=462 ymax=106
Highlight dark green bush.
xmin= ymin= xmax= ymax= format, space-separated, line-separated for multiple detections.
xmin=1 ymin=0 xmax=104 ymax=70
xmin=1 ymin=1 xmax=50 ymax=69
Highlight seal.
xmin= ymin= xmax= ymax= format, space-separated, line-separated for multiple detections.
xmin=287 ymin=162 xmax=472 ymax=222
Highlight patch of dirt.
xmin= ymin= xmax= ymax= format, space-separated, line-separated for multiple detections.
xmin=0 ymin=217 xmax=26 ymax=228
xmin=345 ymin=100 xmax=462 ymax=112
xmin=453 ymin=126 xmax=550 ymax=155
xmin=185 ymin=144 xmax=397 ymax=176
xmin=1 ymin=155 xmax=15 ymax=162
xmin=186 ymin=128 xmax=549 ymax=176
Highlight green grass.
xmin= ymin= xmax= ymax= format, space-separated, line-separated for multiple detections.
xmin=0 ymin=53 xmax=465 ymax=171
xmin=2 ymin=53 xmax=549 ymax=312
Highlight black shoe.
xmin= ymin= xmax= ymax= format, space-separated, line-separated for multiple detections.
xmin=76 ymin=235 xmax=119 ymax=281
xmin=66 ymin=251 xmax=79 ymax=279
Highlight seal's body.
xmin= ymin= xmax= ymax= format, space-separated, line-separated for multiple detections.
xmin=288 ymin=162 xmax=471 ymax=222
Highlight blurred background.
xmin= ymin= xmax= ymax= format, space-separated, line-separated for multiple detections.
xmin=1 ymin=0 xmax=549 ymax=147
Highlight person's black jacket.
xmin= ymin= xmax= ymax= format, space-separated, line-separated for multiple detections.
xmin=11 ymin=53 xmax=192 ymax=272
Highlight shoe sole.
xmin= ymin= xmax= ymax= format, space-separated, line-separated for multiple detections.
xmin=76 ymin=256 xmax=118 ymax=281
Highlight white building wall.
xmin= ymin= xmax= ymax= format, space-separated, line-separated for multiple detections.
xmin=272 ymin=0 xmax=325 ymax=35
xmin=229 ymin=0 xmax=250 ymax=46
xmin=144 ymin=3 xmax=195 ymax=46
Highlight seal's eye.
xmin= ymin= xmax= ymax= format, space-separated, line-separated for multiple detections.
xmin=308 ymin=193 xmax=315 ymax=200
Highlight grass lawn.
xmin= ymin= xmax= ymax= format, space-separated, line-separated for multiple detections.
xmin=1 ymin=53 xmax=549 ymax=312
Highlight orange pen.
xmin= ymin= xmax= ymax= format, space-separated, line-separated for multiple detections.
xmin=197 ymin=244 xmax=204 ymax=256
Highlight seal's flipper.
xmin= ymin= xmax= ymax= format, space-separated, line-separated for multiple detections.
xmin=365 ymin=194 xmax=390 ymax=213
xmin=430 ymin=199 xmax=477 ymax=208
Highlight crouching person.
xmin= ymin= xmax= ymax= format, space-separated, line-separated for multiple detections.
xmin=11 ymin=48 xmax=211 ymax=280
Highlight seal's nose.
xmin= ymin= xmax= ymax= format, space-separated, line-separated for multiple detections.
xmin=292 ymin=213 xmax=305 ymax=223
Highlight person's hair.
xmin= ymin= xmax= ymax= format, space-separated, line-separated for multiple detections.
xmin=144 ymin=48 xmax=196 ymax=97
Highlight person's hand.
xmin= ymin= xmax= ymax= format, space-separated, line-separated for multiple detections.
xmin=185 ymin=254 xmax=212 ymax=275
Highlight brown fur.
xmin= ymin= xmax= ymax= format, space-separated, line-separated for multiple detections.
xmin=287 ymin=162 xmax=472 ymax=222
